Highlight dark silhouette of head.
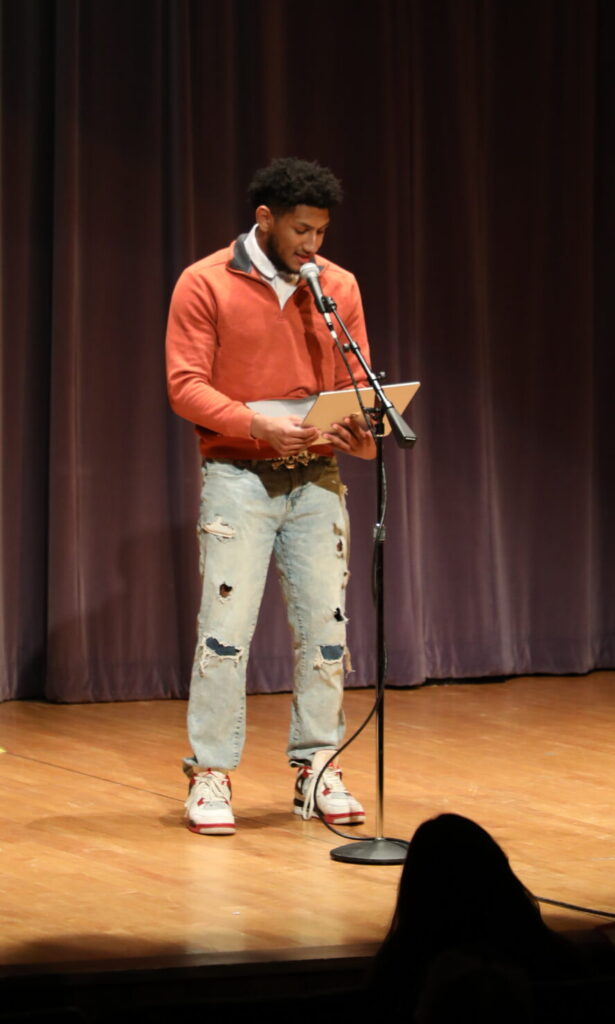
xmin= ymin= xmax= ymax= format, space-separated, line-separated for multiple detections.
xmin=390 ymin=813 xmax=542 ymax=952
xmin=373 ymin=812 xmax=578 ymax=1010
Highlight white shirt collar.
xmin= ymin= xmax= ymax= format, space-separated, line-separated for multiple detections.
xmin=244 ymin=224 xmax=278 ymax=280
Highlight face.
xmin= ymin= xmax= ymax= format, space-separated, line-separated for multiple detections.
xmin=255 ymin=204 xmax=330 ymax=274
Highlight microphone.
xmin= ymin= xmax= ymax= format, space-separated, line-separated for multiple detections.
xmin=299 ymin=262 xmax=329 ymax=315
xmin=299 ymin=261 xmax=340 ymax=343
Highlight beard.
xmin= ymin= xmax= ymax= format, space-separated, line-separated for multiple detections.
xmin=264 ymin=234 xmax=294 ymax=275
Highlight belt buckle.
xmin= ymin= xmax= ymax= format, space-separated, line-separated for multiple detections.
xmin=270 ymin=450 xmax=316 ymax=471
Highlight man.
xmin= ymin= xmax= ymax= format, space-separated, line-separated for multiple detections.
xmin=166 ymin=157 xmax=375 ymax=836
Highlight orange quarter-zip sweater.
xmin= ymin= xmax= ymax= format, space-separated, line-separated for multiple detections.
xmin=165 ymin=234 xmax=371 ymax=460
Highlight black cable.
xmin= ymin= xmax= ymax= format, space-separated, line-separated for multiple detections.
xmin=308 ymin=453 xmax=389 ymax=843
xmin=309 ymin=655 xmax=388 ymax=842
xmin=536 ymin=896 xmax=615 ymax=920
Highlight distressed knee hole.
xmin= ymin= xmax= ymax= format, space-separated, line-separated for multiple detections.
xmin=334 ymin=607 xmax=347 ymax=623
xmin=219 ymin=582 xmax=233 ymax=599
xmin=314 ymin=644 xmax=344 ymax=668
xmin=198 ymin=636 xmax=243 ymax=673
xmin=313 ymin=643 xmax=353 ymax=674
xmin=206 ymin=636 xmax=240 ymax=657
xmin=203 ymin=517 xmax=235 ymax=540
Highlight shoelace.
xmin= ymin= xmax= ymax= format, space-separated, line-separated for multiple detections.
xmin=300 ymin=764 xmax=348 ymax=821
xmin=186 ymin=771 xmax=230 ymax=809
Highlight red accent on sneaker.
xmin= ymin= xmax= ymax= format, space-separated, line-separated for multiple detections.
xmin=185 ymin=769 xmax=235 ymax=836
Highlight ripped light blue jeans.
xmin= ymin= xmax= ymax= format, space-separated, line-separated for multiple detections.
xmin=184 ymin=457 xmax=351 ymax=773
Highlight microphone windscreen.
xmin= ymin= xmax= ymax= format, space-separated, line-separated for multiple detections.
xmin=299 ymin=262 xmax=320 ymax=282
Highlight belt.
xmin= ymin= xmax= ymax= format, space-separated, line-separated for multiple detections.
xmin=208 ymin=451 xmax=331 ymax=471
xmin=266 ymin=450 xmax=328 ymax=470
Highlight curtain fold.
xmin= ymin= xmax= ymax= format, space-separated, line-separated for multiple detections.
xmin=1 ymin=0 xmax=613 ymax=702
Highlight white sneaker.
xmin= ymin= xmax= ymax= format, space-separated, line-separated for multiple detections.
xmin=185 ymin=769 xmax=235 ymax=835
xmin=293 ymin=754 xmax=365 ymax=826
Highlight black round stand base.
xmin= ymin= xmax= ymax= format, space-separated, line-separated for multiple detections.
xmin=330 ymin=837 xmax=409 ymax=865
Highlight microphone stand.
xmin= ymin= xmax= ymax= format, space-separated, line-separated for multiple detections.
xmin=319 ymin=293 xmax=416 ymax=865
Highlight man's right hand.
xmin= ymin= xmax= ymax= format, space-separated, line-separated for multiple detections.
xmin=250 ymin=413 xmax=321 ymax=456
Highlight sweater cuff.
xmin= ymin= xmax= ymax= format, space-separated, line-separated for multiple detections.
xmin=222 ymin=403 xmax=257 ymax=439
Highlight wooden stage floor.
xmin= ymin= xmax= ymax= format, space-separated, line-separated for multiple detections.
xmin=1 ymin=672 xmax=614 ymax=979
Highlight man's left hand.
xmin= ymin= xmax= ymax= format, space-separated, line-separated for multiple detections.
xmin=322 ymin=416 xmax=376 ymax=460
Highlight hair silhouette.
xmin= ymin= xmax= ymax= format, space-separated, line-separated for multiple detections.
xmin=370 ymin=814 xmax=578 ymax=1015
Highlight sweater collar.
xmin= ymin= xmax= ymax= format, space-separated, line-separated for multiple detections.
xmin=229 ymin=230 xmax=326 ymax=279
xmin=229 ymin=233 xmax=252 ymax=273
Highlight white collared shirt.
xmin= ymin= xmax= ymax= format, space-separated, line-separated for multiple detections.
xmin=243 ymin=224 xmax=299 ymax=310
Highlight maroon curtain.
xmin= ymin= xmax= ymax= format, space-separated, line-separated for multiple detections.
xmin=1 ymin=0 xmax=613 ymax=702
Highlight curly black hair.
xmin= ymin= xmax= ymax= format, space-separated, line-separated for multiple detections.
xmin=247 ymin=157 xmax=343 ymax=214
